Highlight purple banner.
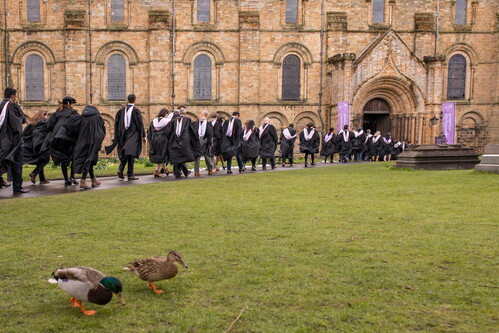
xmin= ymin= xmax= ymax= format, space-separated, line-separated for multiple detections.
xmin=442 ymin=102 xmax=456 ymax=144
xmin=337 ymin=101 xmax=350 ymax=130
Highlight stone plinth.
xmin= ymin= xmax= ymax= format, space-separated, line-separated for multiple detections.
xmin=475 ymin=144 xmax=499 ymax=174
xmin=395 ymin=145 xmax=480 ymax=170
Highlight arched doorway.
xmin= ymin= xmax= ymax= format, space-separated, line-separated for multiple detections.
xmin=362 ymin=98 xmax=390 ymax=134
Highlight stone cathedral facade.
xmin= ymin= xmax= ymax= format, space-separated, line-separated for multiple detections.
xmin=1 ymin=0 xmax=497 ymax=153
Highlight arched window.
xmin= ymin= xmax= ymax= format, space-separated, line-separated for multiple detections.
xmin=25 ymin=54 xmax=44 ymax=101
xmin=197 ymin=0 xmax=210 ymax=22
xmin=286 ymin=0 xmax=298 ymax=23
xmin=193 ymin=54 xmax=212 ymax=100
xmin=27 ymin=0 xmax=40 ymax=23
xmin=111 ymin=0 xmax=124 ymax=22
xmin=447 ymin=54 xmax=466 ymax=100
xmin=455 ymin=0 xmax=467 ymax=25
xmin=282 ymin=54 xmax=300 ymax=101
xmin=372 ymin=0 xmax=385 ymax=24
xmin=108 ymin=54 xmax=126 ymax=101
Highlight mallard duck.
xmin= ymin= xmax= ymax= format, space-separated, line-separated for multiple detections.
xmin=48 ymin=267 xmax=125 ymax=315
xmin=124 ymin=251 xmax=187 ymax=294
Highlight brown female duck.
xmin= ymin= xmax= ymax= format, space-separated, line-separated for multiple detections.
xmin=124 ymin=251 xmax=187 ymax=294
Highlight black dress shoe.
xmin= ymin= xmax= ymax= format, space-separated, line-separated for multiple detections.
xmin=70 ymin=178 xmax=78 ymax=185
xmin=227 ymin=170 xmax=233 ymax=174
xmin=64 ymin=180 xmax=71 ymax=187
xmin=0 ymin=181 xmax=11 ymax=188
xmin=14 ymin=188 xmax=30 ymax=194
xmin=128 ymin=176 xmax=139 ymax=181
xmin=117 ymin=171 xmax=124 ymax=179
xmin=251 ymin=166 xmax=256 ymax=172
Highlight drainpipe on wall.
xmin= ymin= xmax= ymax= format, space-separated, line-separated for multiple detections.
xmin=171 ymin=0 xmax=176 ymax=111
xmin=88 ymin=0 xmax=93 ymax=104
xmin=317 ymin=0 xmax=325 ymax=135
xmin=3 ymin=0 xmax=9 ymax=88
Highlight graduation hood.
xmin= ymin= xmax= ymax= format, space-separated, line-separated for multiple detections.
xmin=82 ymin=105 xmax=100 ymax=117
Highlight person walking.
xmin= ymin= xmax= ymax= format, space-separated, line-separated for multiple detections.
xmin=259 ymin=117 xmax=278 ymax=170
xmin=220 ymin=112 xmax=244 ymax=174
xmin=192 ymin=110 xmax=215 ymax=176
xmin=148 ymin=108 xmax=173 ymax=177
xmin=241 ymin=120 xmax=260 ymax=171
xmin=280 ymin=123 xmax=297 ymax=167
xmin=0 ymin=88 xmax=29 ymax=194
xmin=299 ymin=123 xmax=320 ymax=167
xmin=23 ymin=109 xmax=50 ymax=184
xmin=106 ymin=94 xmax=146 ymax=181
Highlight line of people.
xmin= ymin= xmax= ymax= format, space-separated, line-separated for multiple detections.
xmin=0 ymin=88 xmax=409 ymax=195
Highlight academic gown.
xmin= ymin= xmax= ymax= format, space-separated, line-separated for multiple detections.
xmin=280 ymin=128 xmax=297 ymax=159
xmin=105 ymin=105 xmax=145 ymax=160
xmin=220 ymin=117 xmax=242 ymax=160
xmin=363 ymin=134 xmax=373 ymax=156
xmin=241 ymin=128 xmax=260 ymax=159
xmin=22 ymin=120 xmax=50 ymax=165
xmin=168 ymin=116 xmax=199 ymax=164
xmin=72 ymin=106 xmax=106 ymax=174
xmin=370 ymin=135 xmax=382 ymax=157
xmin=299 ymin=129 xmax=320 ymax=154
xmin=259 ymin=124 xmax=278 ymax=159
xmin=148 ymin=118 xmax=171 ymax=164
xmin=337 ymin=130 xmax=356 ymax=156
xmin=0 ymin=99 xmax=24 ymax=174
xmin=352 ymin=131 xmax=367 ymax=153
xmin=320 ymin=132 xmax=337 ymax=156
xmin=191 ymin=119 xmax=214 ymax=158
xmin=210 ymin=117 xmax=223 ymax=157
xmin=44 ymin=107 xmax=81 ymax=165
xmin=381 ymin=137 xmax=394 ymax=156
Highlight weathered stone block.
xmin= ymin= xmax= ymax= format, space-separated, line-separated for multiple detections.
xmin=414 ymin=13 xmax=435 ymax=32
xmin=64 ymin=10 xmax=86 ymax=28
xmin=327 ymin=12 xmax=347 ymax=31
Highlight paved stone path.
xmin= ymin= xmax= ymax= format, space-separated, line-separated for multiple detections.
xmin=0 ymin=161 xmax=352 ymax=200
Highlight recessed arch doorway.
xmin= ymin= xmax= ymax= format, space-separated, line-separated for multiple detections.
xmin=362 ymin=98 xmax=391 ymax=134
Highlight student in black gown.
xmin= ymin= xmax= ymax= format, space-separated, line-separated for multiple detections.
xmin=337 ymin=124 xmax=355 ymax=163
xmin=209 ymin=113 xmax=224 ymax=171
xmin=370 ymin=131 xmax=382 ymax=161
xmin=220 ymin=112 xmax=244 ymax=174
xmin=352 ymin=127 xmax=366 ymax=162
xmin=391 ymin=139 xmax=404 ymax=160
xmin=148 ymin=108 xmax=173 ymax=177
xmin=259 ymin=117 xmax=278 ymax=170
xmin=279 ymin=123 xmax=297 ymax=167
xmin=0 ymin=88 xmax=29 ymax=194
xmin=320 ymin=127 xmax=336 ymax=163
xmin=381 ymin=132 xmax=394 ymax=161
xmin=362 ymin=129 xmax=373 ymax=161
xmin=241 ymin=120 xmax=260 ymax=171
xmin=168 ymin=107 xmax=199 ymax=179
xmin=72 ymin=105 xmax=106 ymax=189
xmin=23 ymin=109 xmax=50 ymax=184
xmin=106 ymin=94 xmax=146 ymax=181
xmin=43 ymin=96 xmax=81 ymax=186
xmin=192 ymin=110 xmax=214 ymax=176
xmin=299 ymin=123 xmax=320 ymax=167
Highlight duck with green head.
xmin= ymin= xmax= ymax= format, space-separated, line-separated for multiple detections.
xmin=48 ymin=267 xmax=125 ymax=315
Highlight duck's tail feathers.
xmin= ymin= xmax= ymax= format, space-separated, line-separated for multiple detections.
xmin=123 ymin=267 xmax=131 ymax=271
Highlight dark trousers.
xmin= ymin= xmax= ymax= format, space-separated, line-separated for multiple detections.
xmin=32 ymin=162 xmax=47 ymax=181
xmin=61 ymin=161 xmax=75 ymax=181
xmin=174 ymin=163 xmax=189 ymax=177
xmin=11 ymin=145 xmax=24 ymax=192
xmin=227 ymin=151 xmax=244 ymax=171
xmin=119 ymin=155 xmax=135 ymax=177
xmin=282 ymin=155 xmax=294 ymax=165
xmin=82 ymin=165 xmax=95 ymax=180
xmin=304 ymin=153 xmax=315 ymax=165
xmin=262 ymin=157 xmax=276 ymax=169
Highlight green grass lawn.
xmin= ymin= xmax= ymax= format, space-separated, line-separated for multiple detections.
xmin=1 ymin=163 xmax=498 ymax=332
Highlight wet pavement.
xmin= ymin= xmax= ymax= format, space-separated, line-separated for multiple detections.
xmin=0 ymin=161 xmax=349 ymax=200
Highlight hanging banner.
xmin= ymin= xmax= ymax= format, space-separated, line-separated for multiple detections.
xmin=337 ymin=101 xmax=350 ymax=130
xmin=441 ymin=102 xmax=456 ymax=144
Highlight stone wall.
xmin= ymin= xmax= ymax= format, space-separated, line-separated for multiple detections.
xmin=0 ymin=0 xmax=496 ymax=154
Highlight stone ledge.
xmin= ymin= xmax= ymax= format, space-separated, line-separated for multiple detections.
xmin=396 ymin=145 xmax=480 ymax=170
